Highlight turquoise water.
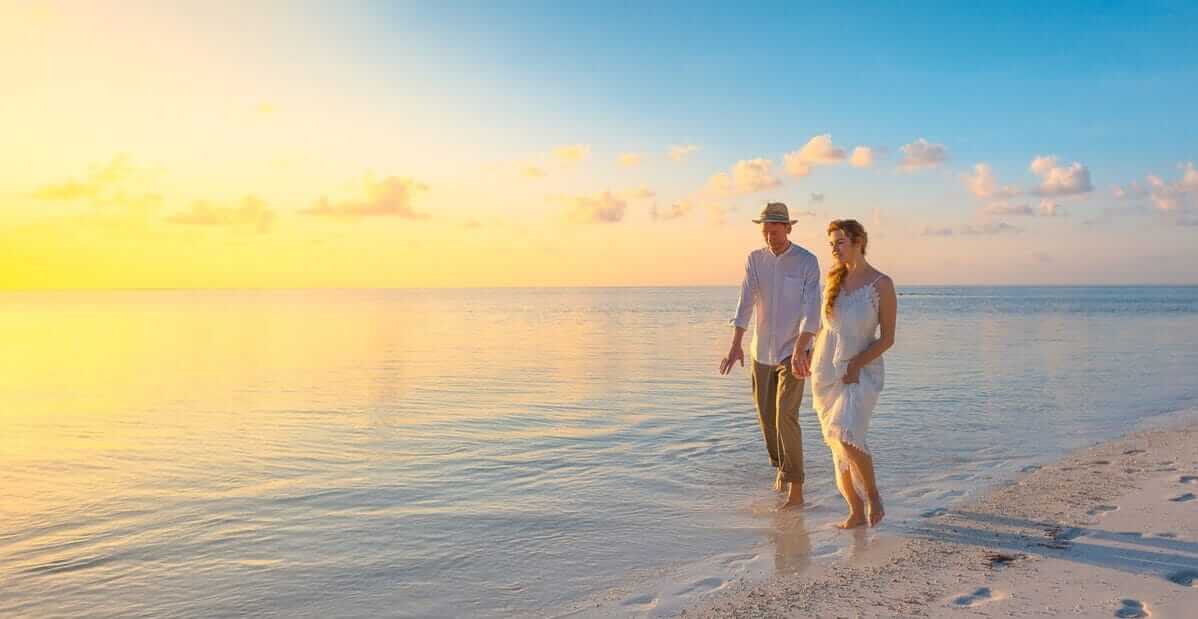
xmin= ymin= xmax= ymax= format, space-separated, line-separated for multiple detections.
xmin=1 ymin=287 xmax=1196 ymax=617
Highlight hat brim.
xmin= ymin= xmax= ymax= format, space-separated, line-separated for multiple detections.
xmin=752 ymin=218 xmax=798 ymax=224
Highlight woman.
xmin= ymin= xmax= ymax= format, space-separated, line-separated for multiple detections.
xmin=810 ymin=219 xmax=896 ymax=528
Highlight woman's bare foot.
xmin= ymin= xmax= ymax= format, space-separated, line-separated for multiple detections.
xmin=836 ymin=513 xmax=866 ymax=528
xmin=867 ymin=497 xmax=885 ymax=527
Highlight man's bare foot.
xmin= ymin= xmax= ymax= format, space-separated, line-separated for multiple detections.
xmin=836 ymin=513 xmax=866 ymax=528
xmin=779 ymin=483 xmax=805 ymax=510
xmin=780 ymin=496 xmax=805 ymax=510
xmin=867 ymin=497 xmax=885 ymax=527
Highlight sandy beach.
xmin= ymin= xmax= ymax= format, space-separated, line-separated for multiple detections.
xmin=687 ymin=416 xmax=1198 ymax=618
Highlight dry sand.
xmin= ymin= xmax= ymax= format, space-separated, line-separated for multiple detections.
xmin=685 ymin=419 xmax=1198 ymax=618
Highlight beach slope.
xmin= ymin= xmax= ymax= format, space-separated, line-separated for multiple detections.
xmin=689 ymin=420 xmax=1198 ymax=618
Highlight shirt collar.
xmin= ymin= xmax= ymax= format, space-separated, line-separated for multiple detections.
xmin=764 ymin=241 xmax=795 ymax=257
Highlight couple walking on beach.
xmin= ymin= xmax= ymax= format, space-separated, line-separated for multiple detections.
xmin=720 ymin=202 xmax=897 ymax=529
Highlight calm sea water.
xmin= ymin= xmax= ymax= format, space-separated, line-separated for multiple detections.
xmin=2 ymin=287 xmax=1197 ymax=618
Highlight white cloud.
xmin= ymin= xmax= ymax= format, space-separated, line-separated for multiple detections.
xmin=623 ymin=185 xmax=656 ymax=200
xmin=167 ymin=195 xmax=275 ymax=232
xmin=1152 ymin=161 xmax=1198 ymax=211
xmin=705 ymin=158 xmax=781 ymax=195
xmin=979 ymin=197 xmax=1066 ymax=218
xmin=783 ymin=134 xmax=846 ymax=177
xmin=961 ymin=222 xmax=1022 ymax=235
xmin=1181 ymin=161 xmax=1198 ymax=191
xmin=850 ymin=146 xmax=875 ymax=168
xmin=1029 ymin=155 xmax=1056 ymax=177
xmin=301 ymin=176 xmax=430 ymax=219
xmin=706 ymin=204 xmax=729 ymax=225
xmin=924 ymin=222 xmax=1022 ymax=236
xmin=980 ymin=202 xmax=1035 ymax=217
xmin=899 ymin=138 xmax=948 ymax=171
xmin=1117 ymin=162 xmax=1197 ymax=213
xmin=556 ymin=191 xmax=627 ymax=223
xmin=553 ymin=144 xmax=591 ymax=166
xmin=32 ymin=155 xmax=163 ymax=212
xmin=618 ymin=153 xmax=643 ymax=168
xmin=668 ymin=144 xmax=700 ymax=162
xmin=964 ymin=163 xmax=1021 ymax=199
xmin=1112 ymin=181 xmax=1149 ymax=200
xmin=1029 ymin=155 xmax=1093 ymax=196
xmin=649 ymin=202 xmax=692 ymax=221
xmin=1038 ymin=200 xmax=1066 ymax=217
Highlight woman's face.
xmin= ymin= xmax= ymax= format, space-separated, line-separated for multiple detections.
xmin=828 ymin=229 xmax=861 ymax=264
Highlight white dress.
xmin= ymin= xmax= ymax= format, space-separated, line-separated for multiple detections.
xmin=811 ymin=275 xmax=885 ymax=472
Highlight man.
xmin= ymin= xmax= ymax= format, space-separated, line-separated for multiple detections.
xmin=720 ymin=202 xmax=822 ymax=509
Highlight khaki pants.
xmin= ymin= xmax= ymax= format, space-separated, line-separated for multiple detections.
xmin=751 ymin=358 xmax=805 ymax=485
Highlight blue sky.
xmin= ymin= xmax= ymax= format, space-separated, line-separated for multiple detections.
xmin=350 ymin=1 xmax=1198 ymax=166
xmin=2 ymin=1 xmax=1196 ymax=287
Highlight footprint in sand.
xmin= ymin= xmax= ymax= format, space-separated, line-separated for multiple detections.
xmin=676 ymin=577 xmax=725 ymax=596
xmin=1089 ymin=460 xmax=1112 ymax=466
xmin=622 ymin=593 xmax=657 ymax=609
xmin=1021 ymin=464 xmax=1042 ymax=473
xmin=1088 ymin=504 xmax=1118 ymax=517
xmin=1168 ymin=493 xmax=1196 ymax=503
xmin=921 ymin=507 xmax=948 ymax=518
xmin=1165 ymin=569 xmax=1198 ymax=587
xmin=1114 ymin=598 xmax=1150 ymax=618
xmin=1179 ymin=475 xmax=1198 ymax=484
xmin=1123 ymin=449 xmax=1147 ymax=455
xmin=950 ymin=587 xmax=1005 ymax=608
xmin=1051 ymin=526 xmax=1085 ymax=541
xmin=720 ymin=553 xmax=758 ymax=569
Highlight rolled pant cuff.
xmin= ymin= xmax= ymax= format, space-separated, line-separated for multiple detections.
xmin=778 ymin=469 xmax=804 ymax=485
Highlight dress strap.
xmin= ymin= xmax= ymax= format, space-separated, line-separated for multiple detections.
xmin=869 ymin=274 xmax=885 ymax=288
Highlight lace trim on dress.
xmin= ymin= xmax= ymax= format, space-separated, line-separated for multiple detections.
xmin=823 ymin=425 xmax=871 ymax=456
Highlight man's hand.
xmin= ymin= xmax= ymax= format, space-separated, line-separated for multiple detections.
xmin=790 ymin=349 xmax=812 ymax=378
xmin=720 ymin=346 xmax=745 ymax=375
xmin=842 ymin=361 xmax=861 ymax=384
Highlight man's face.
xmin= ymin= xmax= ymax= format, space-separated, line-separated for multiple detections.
xmin=761 ymin=222 xmax=791 ymax=248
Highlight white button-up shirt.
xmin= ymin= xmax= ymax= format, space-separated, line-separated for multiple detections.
xmin=730 ymin=243 xmax=822 ymax=366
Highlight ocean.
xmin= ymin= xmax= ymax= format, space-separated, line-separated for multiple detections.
xmin=2 ymin=287 xmax=1196 ymax=617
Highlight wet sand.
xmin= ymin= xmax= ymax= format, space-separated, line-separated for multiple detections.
xmin=686 ymin=417 xmax=1198 ymax=618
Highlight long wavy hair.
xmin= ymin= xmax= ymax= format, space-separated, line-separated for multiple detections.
xmin=824 ymin=219 xmax=869 ymax=317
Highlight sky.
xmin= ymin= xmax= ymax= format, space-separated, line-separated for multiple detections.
xmin=2 ymin=0 xmax=1197 ymax=288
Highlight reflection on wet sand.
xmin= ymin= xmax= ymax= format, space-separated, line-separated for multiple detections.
xmin=770 ymin=511 xmax=812 ymax=575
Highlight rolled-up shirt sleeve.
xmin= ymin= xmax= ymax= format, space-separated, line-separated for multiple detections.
xmin=796 ymin=256 xmax=822 ymax=340
xmin=730 ymin=254 xmax=755 ymax=329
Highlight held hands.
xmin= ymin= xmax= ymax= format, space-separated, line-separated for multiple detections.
xmin=842 ymin=360 xmax=861 ymax=384
xmin=790 ymin=349 xmax=812 ymax=378
xmin=720 ymin=346 xmax=745 ymax=375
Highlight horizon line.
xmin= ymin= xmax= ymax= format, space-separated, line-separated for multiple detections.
xmin=4 ymin=283 xmax=1198 ymax=292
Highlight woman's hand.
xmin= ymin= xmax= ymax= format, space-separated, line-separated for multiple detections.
xmin=842 ymin=361 xmax=861 ymax=384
